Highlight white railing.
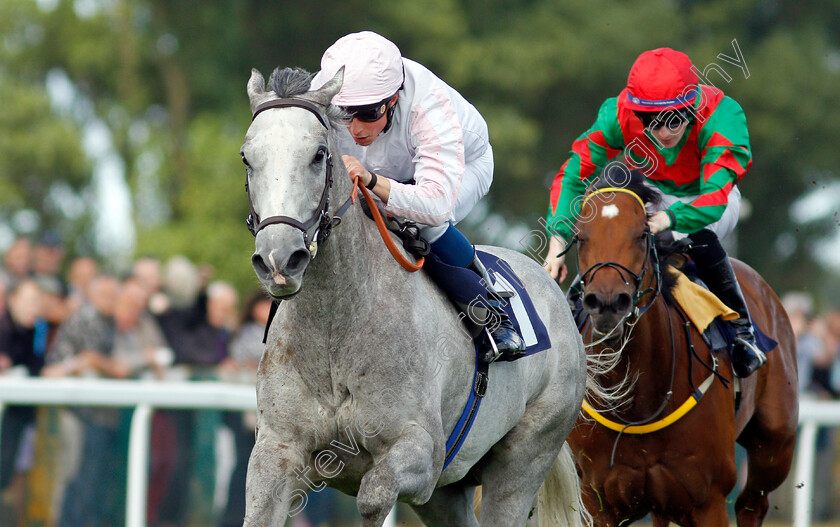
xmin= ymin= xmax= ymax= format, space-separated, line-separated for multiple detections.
xmin=2 ymin=378 xmax=830 ymax=526
xmin=0 ymin=377 xmax=256 ymax=527
xmin=794 ymin=398 xmax=840 ymax=527
xmin=0 ymin=377 xmax=399 ymax=527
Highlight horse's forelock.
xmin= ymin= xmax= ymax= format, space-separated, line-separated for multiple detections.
xmin=591 ymin=169 xmax=662 ymax=209
xmin=268 ymin=67 xmax=314 ymax=98
xmin=267 ymin=67 xmax=346 ymax=128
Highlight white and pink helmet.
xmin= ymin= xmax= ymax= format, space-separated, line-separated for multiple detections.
xmin=311 ymin=31 xmax=404 ymax=107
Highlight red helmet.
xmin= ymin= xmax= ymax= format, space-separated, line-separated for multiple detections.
xmin=625 ymin=48 xmax=699 ymax=112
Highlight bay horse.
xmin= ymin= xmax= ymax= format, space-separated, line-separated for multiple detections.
xmin=240 ymin=66 xmax=593 ymax=526
xmin=565 ymin=169 xmax=798 ymax=526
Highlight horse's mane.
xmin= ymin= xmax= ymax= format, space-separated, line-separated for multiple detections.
xmin=267 ymin=67 xmax=345 ymax=126
xmin=586 ymin=168 xmax=681 ymax=297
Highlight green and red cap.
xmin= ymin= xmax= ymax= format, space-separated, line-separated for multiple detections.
xmin=625 ymin=48 xmax=699 ymax=112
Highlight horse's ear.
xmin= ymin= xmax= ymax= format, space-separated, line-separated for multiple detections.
xmin=247 ymin=68 xmax=268 ymax=113
xmin=306 ymin=66 xmax=344 ymax=107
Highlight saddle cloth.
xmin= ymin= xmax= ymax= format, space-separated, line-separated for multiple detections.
xmin=669 ymin=266 xmax=738 ymax=332
xmin=671 ymin=264 xmax=778 ymax=354
xmin=477 ymin=250 xmax=552 ymax=359
xmin=422 ymin=250 xmax=551 ymax=360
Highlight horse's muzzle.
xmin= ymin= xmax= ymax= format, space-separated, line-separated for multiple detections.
xmin=251 ymin=228 xmax=310 ymax=296
xmin=583 ymin=291 xmax=633 ymax=334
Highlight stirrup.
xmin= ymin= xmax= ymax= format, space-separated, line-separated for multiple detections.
xmin=732 ymin=336 xmax=766 ymax=378
xmin=482 ymin=328 xmax=503 ymax=363
xmin=482 ymin=324 xmax=526 ymax=364
xmin=469 ymin=254 xmax=514 ymax=299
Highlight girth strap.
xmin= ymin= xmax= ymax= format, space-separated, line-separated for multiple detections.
xmin=582 ymin=372 xmax=716 ymax=434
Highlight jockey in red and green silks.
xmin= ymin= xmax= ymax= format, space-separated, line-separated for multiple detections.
xmin=543 ymin=48 xmax=765 ymax=378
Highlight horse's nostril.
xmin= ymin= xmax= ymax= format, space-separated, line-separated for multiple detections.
xmin=251 ymin=253 xmax=271 ymax=278
xmin=614 ymin=292 xmax=633 ymax=312
xmin=583 ymin=293 xmax=603 ymax=313
xmin=286 ymin=249 xmax=310 ymax=274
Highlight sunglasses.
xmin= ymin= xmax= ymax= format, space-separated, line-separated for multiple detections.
xmin=634 ymin=109 xmax=692 ymax=131
xmin=341 ymin=97 xmax=392 ymax=123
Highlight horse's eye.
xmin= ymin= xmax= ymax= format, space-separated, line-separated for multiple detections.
xmin=313 ymin=147 xmax=326 ymax=164
xmin=240 ymin=153 xmax=251 ymax=168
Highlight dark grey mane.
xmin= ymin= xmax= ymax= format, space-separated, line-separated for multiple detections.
xmin=268 ymin=67 xmax=313 ymax=98
xmin=268 ymin=67 xmax=345 ymax=125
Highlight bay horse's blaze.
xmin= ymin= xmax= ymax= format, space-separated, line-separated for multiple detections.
xmin=568 ymin=180 xmax=798 ymax=527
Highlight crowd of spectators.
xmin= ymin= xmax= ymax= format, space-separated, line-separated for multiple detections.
xmin=0 ymin=234 xmax=273 ymax=527
xmin=781 ymin=291 xmax=840 ymax=521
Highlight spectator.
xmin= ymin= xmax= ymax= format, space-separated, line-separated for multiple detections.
xmin=225 ymin=290 xmax=272 ymax=374
xmin=36 ymin=275 xmax=71 ymax=348
xmin=783 ymin=292 xmax=825 ymax=394
xmin=42 ymin=275 xmax=123 ymax=378
xmin=3 ymin=237 xmax=32 ymax=287
xmin=65 ymin=256 xmax=98 ymax=314
xmin=0 ymin=279 xmax=48 ymax=520
xmin=43 ymin=274 xmax=127 ymax=527
xmin=809 ymin=311 xmax=839 ymax=399
xmin=0 ymin=279 xmax=48 ymax=377
xmin=149 ymin=268 xmax=239 ymax=527
xmin=218 ymin=290 xmax=271 ymax=527
xmin=147 ymin=256 xmax=205 ymax=526
xmin=132 ymin=256 xmax=169 ymax=316
xmin=795 ymin=306 xmax=839 ymax=522
xmin=160 ymin=278 xmax=238 ymax=368
xmin=162 ymin=255 xmax=202 ymax=311
xmin=32 ymin=232 xmax=65 ymax=283
xmin=0 ymin=278 xmax=7 ymax=320
xmin=112 ymin=278 xmax=172 ymax=378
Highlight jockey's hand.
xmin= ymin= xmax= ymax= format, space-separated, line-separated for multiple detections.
xmin=543 ymin=236 xmax=568 ymax=283
xmin=648 ymin=210 xmax=672 ymax=234
xmin=341 ymin=154 xmax=391 ymax=202
xmin=342 ymin=155 xmax=373 ymax=187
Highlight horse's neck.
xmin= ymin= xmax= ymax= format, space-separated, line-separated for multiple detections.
xmin=601 ymin=298 xmax=683 ymax=410
xmin=279 ymin=183 xmax=419 ymax=355
xmin=288 ymin=204 xmax=378 ymax=314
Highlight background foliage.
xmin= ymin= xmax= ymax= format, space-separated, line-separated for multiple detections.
xmin=1 ymin=0 xmax=839 ymax=302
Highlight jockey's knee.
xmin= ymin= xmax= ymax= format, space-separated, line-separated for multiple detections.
xmin=687 ymin=228 xmax=727 ymax=267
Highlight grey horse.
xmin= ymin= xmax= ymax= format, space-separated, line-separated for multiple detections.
xmin=241 ymin=66 xmax=590 ymax=527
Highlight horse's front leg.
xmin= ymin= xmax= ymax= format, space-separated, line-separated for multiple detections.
xmin=243 ymin=429 xmax=310 ymax=526
xmin=357 ymin=423 xmax=439 ymax=526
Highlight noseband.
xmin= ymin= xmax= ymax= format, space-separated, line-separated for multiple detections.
xmin=575 ymin=187 xmax=661 ymax=318
xmin=245 ymin=98 xmax=344 ymax=258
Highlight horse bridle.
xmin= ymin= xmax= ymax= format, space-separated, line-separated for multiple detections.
xmin=572 ymin=187 xmax=661 ymax=319
xmin=245 ymin=98 xmax=354 ymax=258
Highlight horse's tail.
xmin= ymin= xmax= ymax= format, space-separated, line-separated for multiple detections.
xmin=537 ymin=442 xmax=592 ymax=527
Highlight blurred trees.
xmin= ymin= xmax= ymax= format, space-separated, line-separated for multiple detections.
xmin=0 ymin=0 xmax=91 ymax=249
xmin=1 ymin=0 xmax=838 ymax=299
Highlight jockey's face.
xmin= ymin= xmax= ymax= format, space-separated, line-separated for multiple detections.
xmin=636 ymin=109 xmax=691 ymax=149
xmin=651 ymin=120 xmax=688 ymax=149
xmin=344 ymin=94 xmax=398 ymax=146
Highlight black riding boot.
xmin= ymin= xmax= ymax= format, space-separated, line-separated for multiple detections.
xmin=467 ymin=254 xmax=526 ymax=360
xmin=700 ymin=258 xmax=767 ymax=378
